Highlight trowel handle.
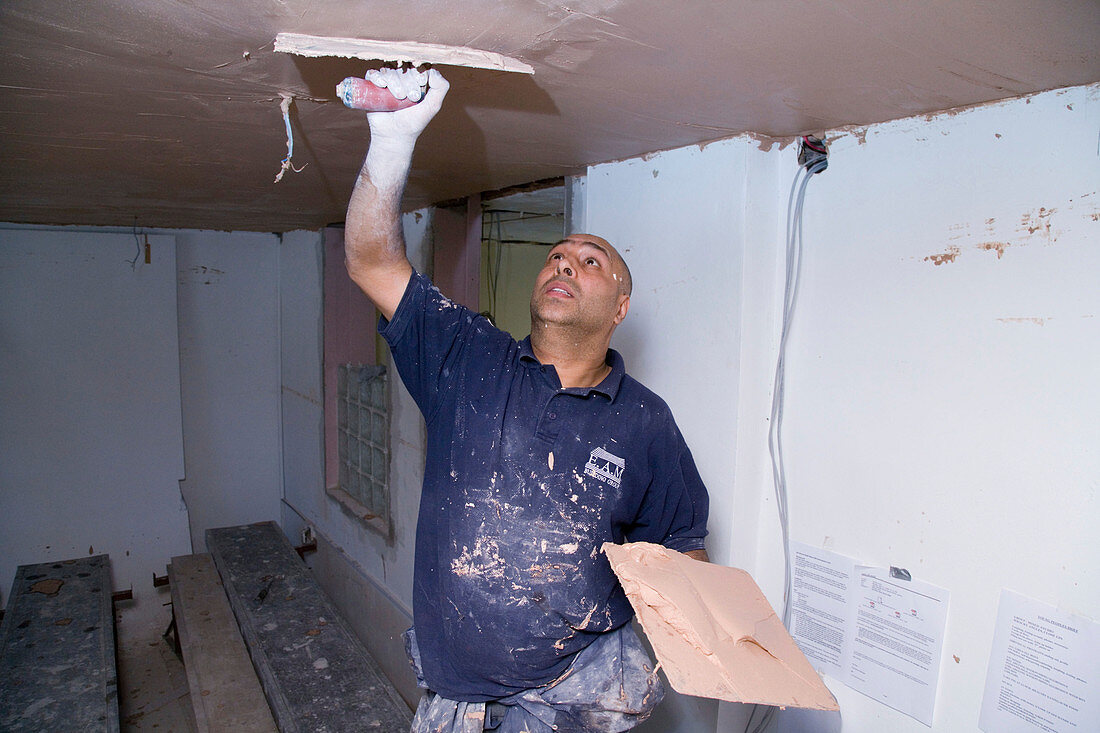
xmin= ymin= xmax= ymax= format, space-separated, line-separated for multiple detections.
xmin=337 ymin=77 xmax=422 ymax=112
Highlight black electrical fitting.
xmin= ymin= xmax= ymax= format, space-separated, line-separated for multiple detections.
xmin=797 ymin=135 xmax=828 ymax=173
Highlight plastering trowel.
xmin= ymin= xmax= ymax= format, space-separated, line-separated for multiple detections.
xmin=274 ymin=33 xmax=534 ymax=111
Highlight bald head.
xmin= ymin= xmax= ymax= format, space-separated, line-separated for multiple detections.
xmin=563 ymin=233 xmax=632 ymax=296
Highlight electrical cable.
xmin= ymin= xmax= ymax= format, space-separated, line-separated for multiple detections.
xmin=493 ymin=212 xmax=504 ymax=313
xmin=484 ymin=210 xmax=545 ymax=324
xmin=274 ymin=96 xmax=306 ymax=183
xmin=743 ymin=137 xmax=827 ymax=733
xmin=127 ymin=218 xmax=142 ymax=270
xmin=484 ymin=211 xmax=496 ymax=317
xmin=482 ymin=210 xmax=502 ymax=320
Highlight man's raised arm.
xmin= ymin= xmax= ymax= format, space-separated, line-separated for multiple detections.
xmin=344 ymin=68 xmax=449 ymax=320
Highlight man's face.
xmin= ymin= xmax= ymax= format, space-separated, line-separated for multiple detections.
xmin=530 ymin=234 xmax=631 ymax=334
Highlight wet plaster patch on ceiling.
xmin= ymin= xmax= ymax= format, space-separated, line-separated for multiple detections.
xmin=0 ymin=1 xmax=1098 ymax=232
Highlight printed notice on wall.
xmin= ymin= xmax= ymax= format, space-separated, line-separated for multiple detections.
xmin=790 ymin=543 xmax=950 ymax=726
xmin=979 ymin=589 xmax=1099 ymax=732
xmin=848 ymin=566 xmax=950 ymax=726
xmin=789 ymin=542 xmax=856 ymax=679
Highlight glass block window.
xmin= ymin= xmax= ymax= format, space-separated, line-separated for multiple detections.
xmin=336 ymin=364 xmax=390 ymax=525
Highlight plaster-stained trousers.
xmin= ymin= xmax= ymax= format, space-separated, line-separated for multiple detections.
xmin=405 ymin=624 xmax=664 ymax=733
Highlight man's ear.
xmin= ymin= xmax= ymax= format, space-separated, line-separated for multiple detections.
xmin=613 ymin=295 xmax=630 ymax=325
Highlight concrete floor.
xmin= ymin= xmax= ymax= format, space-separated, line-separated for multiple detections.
xmin=116 ymin=605 xmax=196 ymax=733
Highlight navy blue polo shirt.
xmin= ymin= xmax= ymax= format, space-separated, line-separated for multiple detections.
xmin=380 ymin=271 xmax=709 ymax=702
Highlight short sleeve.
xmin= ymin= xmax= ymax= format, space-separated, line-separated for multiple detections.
xmin=379 ymin=271 xmax=480 ymax=425
xmin=626 ymin=425 xmax=710 ymax=553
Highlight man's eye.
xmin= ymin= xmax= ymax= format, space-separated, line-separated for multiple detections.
xmin=586 ymin=258 xmax=598 ymax=266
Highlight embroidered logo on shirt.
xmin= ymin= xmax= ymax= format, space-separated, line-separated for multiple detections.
xmin=585 ymin=447 xmax=625 ymax=489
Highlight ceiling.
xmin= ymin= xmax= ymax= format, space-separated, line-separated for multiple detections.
xmin=1 ymin=1 xmax=1097 ymax=233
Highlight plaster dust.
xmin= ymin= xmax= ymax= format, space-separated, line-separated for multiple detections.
xmin=274 ymin=33 xmax=534 ymax=73
xmin=603 ymin=542 xmax=837 ymax=711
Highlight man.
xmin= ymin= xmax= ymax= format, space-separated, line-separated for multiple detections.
xmin=344 ymin=67 xmax=710 ymax=733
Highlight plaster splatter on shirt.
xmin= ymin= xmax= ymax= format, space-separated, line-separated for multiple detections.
xmin=428 ymin=283 xmax=461 ymax=311
xmin=451 ymin=533 xmax=508 ymax=581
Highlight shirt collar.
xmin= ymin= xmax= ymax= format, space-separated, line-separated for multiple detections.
xmin=519 ymin=337 xmax=625 ymax=401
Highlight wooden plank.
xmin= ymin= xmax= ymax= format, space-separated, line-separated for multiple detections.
xmin=169 ymin=554 xmax=277 ymax=732
xmin=206 ymin=522 xmax=412 ymax=733
xmin=0 ymin=555 xmax=119 ymax=731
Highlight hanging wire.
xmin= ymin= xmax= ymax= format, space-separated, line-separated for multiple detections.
xmin=482 ymin=212 xmax=494 ymax=317
xmin=482 ymin=210 xmax=505 ymax=321
xmin=127 ymin=217 xmax=142 ymax=270
xmin=274 ymin=95 xmax=306 ymax=183
xmin=480 ymin=206 xmax=567 ymax=329
xmin=744 ymin=141 xmax=827 ymax=733
xmin=492 ymin=211 xmax=504 ymax=317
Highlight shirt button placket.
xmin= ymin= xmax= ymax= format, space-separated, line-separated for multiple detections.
xmin=535 ymin=395 xmax=563 ymax=443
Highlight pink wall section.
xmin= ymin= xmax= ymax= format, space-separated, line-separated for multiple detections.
xmin=431 ymin=195 xmax=482 ymax=309
xmin=323 ymin=227 xmax=376 ymax=488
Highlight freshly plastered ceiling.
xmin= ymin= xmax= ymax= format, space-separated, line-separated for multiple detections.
xmin=1 ymin=1 xmax=1098 ymax=232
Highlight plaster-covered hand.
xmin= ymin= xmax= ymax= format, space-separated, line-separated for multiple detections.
xmin=365 ymin=67 xmax=428 ymax=102
xmin=362 ymin=68 xmax=448 ymax=189
xmin=365 ymin=69 xmax=448 ymax=146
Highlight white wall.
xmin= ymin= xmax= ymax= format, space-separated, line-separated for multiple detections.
xmin=0 ymin=225 xmax=292 ymax=631
xmin=585 ymin=83 xmax=1099 ymax=732
xmin=278 ymin=229 xmax=326 ymax=541
xmin=0 ymin=228 xmax=191 ymax=630
xmin=176 ymin=231 xmax=284 ymax=551
xmin=771 ymin=84 xmax=1099 ymax=732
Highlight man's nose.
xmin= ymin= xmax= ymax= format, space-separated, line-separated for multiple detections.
xmin=555 ymin=258 xmax=574 ymax=277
